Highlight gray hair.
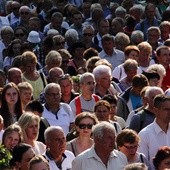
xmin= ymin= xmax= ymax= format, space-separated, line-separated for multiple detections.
xmin=44 ymin=83 xmax=61 ymax=94
xmin=92 ymin=121 xmax=115 ymax=140
xmin=65 ymin=29 xmax=79 ymax=42
xmin=115 ymin=32 xmax=130 ymax=46
xmin=0 ymin=25 xmax=14 ymax=36
xmin=79 ymin=72 xmax=95 ymax=84
xmin=124 ymin=163 xmax=148 ymax=170
xmin=147 ymin=64 xmax=166 ymax=78
xmin=82 ymin=25 xmax=95 ymax=33
xmin=115 ymin=6 xmax=126 ymax=15
xmin=131 ymin=30 xmax=144 ymax=45
xmin=123 ymin=59 xmax=138 ymax=72
xmin=93 ymin=65 xmax=111 ymax=79
xmin=44 ymin=126 xmax=64 ymax=142
xmin=144 ymin=86 xmax=164 ymax=98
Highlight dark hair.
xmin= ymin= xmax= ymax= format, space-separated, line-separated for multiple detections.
xmin=94 ymin=100 xmax=111 ymax=112
xmin=83 ymin=48 xmax=99 ymax=60
xmin=153 ymin=146 xmax=170 ymax=170
xmin=11 ymin=143 xmax=32 ymax=164
xmin=154 ymin=94 xmax=170 ymax=108
xmin=25 ymin=100 xmax=44 ymax=113
xmin=132 ymin=74 xmax=148 ymax=88
xmin=102 ymin=94 xmax=118 ymax=105
xmin=116 ymin=129 xmax=139 ymax=147
xmin=1 ymin=82 xmax=23 ymax=128
xmin=72 ymin=41 xmax=86 ymax=52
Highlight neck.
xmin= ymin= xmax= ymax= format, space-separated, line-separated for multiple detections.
xmin=24 ymin=139 xmax=34 ymax=147
xmin=96 ymin=85 xmax=107 ymax=96
xmin=8 ymin=105 xmax=15 ymax=114
xmin=81 ymin=93 xmax=92 ymax=101
xmin=156 ymin=119 xmax=169 ymax=133
xmin=46 ymin=103 xmax=60 ymax=113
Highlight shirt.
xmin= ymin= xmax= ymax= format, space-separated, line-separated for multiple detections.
xmin=72 ymin=147 xmax=128 ymax=170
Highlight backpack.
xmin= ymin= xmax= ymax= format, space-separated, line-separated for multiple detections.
xmin=75 ymin=94 xmax=100 ymax=115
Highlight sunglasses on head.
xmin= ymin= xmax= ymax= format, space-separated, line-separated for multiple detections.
xmin=78 ymin=124 xmax=93 ymax=129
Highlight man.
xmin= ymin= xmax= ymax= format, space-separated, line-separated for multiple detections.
xmin=129 ymin=86 xmax=164 ymax=133
xmin=69 ymin=72 xmax=100 ymax=115
xmin=156 ymin=46 xmax=170 ymax=91
xmin=99 ymin=34 xmax=125 ymax=69
xmin=42 ymin=83 xmax=75 ymax=135
xmin=159 ymin=21 xmax=170 ymax=43
xmin=138 ymin=94 xmax=170 ymax=169
xmin=44 ymin=126 xmax=75 ymax=170
xmin=117 ymin=74 xmax=149 ymax=121
xmin=7 ymin=67 xmax=22 ymax=85
xmin=93 ymin=64 xmax=121 ymax=97
xmin=72 ymin=121 xmax=128 ymax=170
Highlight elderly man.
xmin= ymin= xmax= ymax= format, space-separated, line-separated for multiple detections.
xmin=72 ymin=121 xmax=128 ymax=170
xmin=69 ymin=72 xmax=100 ymax=115
xmin=7 ymin=67 xmax=22 ymax=85
xmin=44 ymin=126 xmax=75 ymax=170
xmin=138 ymin=94 xmax=170 ymax=169
xmin=42 ymin=83 xmax=75 ymax=135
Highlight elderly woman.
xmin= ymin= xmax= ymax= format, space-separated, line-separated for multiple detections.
xmin=18 ymin=112 xmax=46 ymax=154
xmin=153 ymin=146 xmax=170 ymax=170
xmin=40 ymin=50 xmax=62 ymax=80
xmin=53 ymin=34 xmax=65 ymax=51
xmin=22 ymin=51 xmax=47 ymax=100
xmin=116 ymin=129 xmax=151 ymax=168
xmin=67 ymin=112 xmax=98 ymax=156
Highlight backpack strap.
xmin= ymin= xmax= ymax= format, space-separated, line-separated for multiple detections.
xmin=39 ymin=71 xmax=46 ymax=88
xmin=113 ymin=122 xmax=118 ymax=133
xmin=75 ymin=94 xmax=100 ymax=115
xmin=139 ymin=110 xmax=146 ymax=132
xmin=140 ymin=153 xmax=144 ymax=163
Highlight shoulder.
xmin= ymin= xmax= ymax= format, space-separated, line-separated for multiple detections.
xmin=64 ymin=150 xmax=75 ymax=160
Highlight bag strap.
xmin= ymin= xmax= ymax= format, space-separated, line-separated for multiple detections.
xmin=39 ymin=71 xmax=46 ymax=88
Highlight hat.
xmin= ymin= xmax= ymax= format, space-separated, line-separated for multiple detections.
xmin=27 ymin=31 xmax=41 ymax=43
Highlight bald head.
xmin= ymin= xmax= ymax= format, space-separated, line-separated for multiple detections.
xmin=8 ymin=67 xmax=22 ymax=85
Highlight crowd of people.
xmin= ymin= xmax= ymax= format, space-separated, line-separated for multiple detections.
xmin=0 ymin=0 xmax=170 ymax=170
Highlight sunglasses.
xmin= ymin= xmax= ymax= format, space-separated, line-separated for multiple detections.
xmin=123 ymin=145 xmax=139 ymax=149
xmin=78 ymin=124 xmax=93 ymax=129
xmin=15 ymin=33 xmax=25 ymax=37
xmin=20 ymin=11 xmax=29 ymax=15
xmin=83 ymin=33 xmax=93 ymax=37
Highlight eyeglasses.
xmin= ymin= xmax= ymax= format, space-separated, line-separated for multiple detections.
xmin=20 ymin=11 xmax=29 ymax=15
xmin=123 ymin=144 xmax=139 ymax=149
xmin=83 ymin=33 xmax=93 ymax=37
xmin=55 ymin=41 xmax=65 ymax=46
xmin=78 ymin=124 xmax=93 ymax=129
xmin=15 ymin=33 xmax=25 ymax=37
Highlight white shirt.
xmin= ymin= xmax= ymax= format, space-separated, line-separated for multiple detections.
xmin=138 ymin=120 xmax=170 ymax=168
xmin=44 ymin=150 xmax=75 ymax=170
xmin=32 ymin=141 xmax=46 ymax=155
xmin=72 ymin=147 xmax=128 ymax=170
xmin=99 ymin=49 xmax=125 ymax=70
xmin=43 ymin=103 xmax=75 ymax=135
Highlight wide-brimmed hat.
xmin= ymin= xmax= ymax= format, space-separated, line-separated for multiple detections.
xmin=27 ymin=31 xmax=41 ymax=43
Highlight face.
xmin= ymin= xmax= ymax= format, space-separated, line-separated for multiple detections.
xmin=83 ymin=28 xmax=94 ymax=43
xmin=111 ymin=20 xmax=122 ymax=35
xmin=46 ymin=130 xmax=66 ymax=157
xmin=9 ymin=70 xmax=22 ymax=85
xmin=126 ymin=69 xmax=137 ymax=81
xmin=160 ymin=26 xmax=170 ymax=41
xmin=147 ymin=30 xmax=160 ymax=44
xmin=127 ymin=50 xmax=139 ymax=61
xmin=74 ymin=47 xmax=85 ymax=58
xmin=98 ymin=20 xmax=110 ymax=35
xmin=18 ymin=148 xmax=35 ymax=170
xmin=29 ymin=20 xmax=40 ymax=32
xmin=80 ymin=76 xmax=95 ymax=96
xmin=30 ymin=161 xmax=49 ymax=170
xmin=158 ymin=157 xmax=170 ymax=170
xmin=119 ymin=141 xmax=139 ymax=161
xmin=156 ymin=48 xmax=170 ymax=67
xmin=98 ymin=73 xmax=111 ymax=89
xmin=20 ymin=89 xmax=32 ymax=106
xmin=25 ymin=63 xmax=36 ymax=74
xmin=45 ymin=87 xmax=61 ymax=107
xmin=149 ymin=78 xmax=159 ymax=86
xmin=19 ymin=8 xmax=31 ymax=21
xmin=95 ymin=105 xmax=110 ymax=121
xmin=145 ymin=5 xmax=156 ymax=20
xmin=102 ymin=40 xmax=114 ymax=53
xmin=96 ymin=129 xmax=115 ymax=153
xmin=4 ymin=131 xmax=20 ymax=151
xmin=0 ymin=74 xmax=6 ymax=87
xmin=5 ymin=87 xmax=18 ymax=106
xmin=13 ymin=43 xmax=21 ymax=56
xmin=15 ymin=29 xmax=27 ymax=42
xmin=155 ymin=101 xmax=170 ymax=125
xmin=1 ymin=31 xmax=13 ymax=43
xmin=25 ymin=120 xmax=39 ymax=141
xmin=139 ymin=50 xmax=151 ymax=63
xmin=59 ymin=79 xmax=72 ymax=96
xmin=51 ymin=17 xmax=63 ymax=30
xmin=49 ymin=70 xmax=64 ymax=83
xmin=73 ymin=14 xmax=82 ymax=27
xmin=77 ymin=117 xmax=94 ymax=137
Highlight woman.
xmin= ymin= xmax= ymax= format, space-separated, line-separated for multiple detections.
xmin=18 ymin=112 xmax=46 ymax=154
xmin=2 ymin=123 xmax=22 ymax=152
xmin=22 ymin=51 xmax=47 ymax=100
xmin=58 ymin=74 xmax=79 ymax=104
xmin=0 ymin=82 xmax=23 ymax=128
xmin=153 ymin=146 xmax=170 ymax=170
xmin=116 ymin=129 xmax=151 ymax=168
xmin=94 ymin=100 xmax=121 ymax=134
xmin=14 ymin=26 xmax=28 ymax=43
xmin=3 ymin=39 xmax=22 ymax=73
xmin=66 ymin=112 xmax=98 ymax=156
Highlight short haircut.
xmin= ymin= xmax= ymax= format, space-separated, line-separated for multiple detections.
xmin=154 ymin=94 xmax=170 ymax=108
xmin=22 ymin=51 xmax=37 ymax=66
xmin=156 ymin=46 xmax=170 ymax=56
xmin=25 ymin=100 xmax=44 ymax=113
xmin=94 ymin=100 xmax=111 ymax=112
xmin=124 ymin=45 xmax=140 ymax=57
xmin=124 ymin=163 xmax=148 ymax=170
xmin=17 ymin=82 xmax=33 ymax=93
xmin=132 ymin=74 xmax=148 ymax=88
xmin=79 ymin=72 xmax=94 ymax=84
